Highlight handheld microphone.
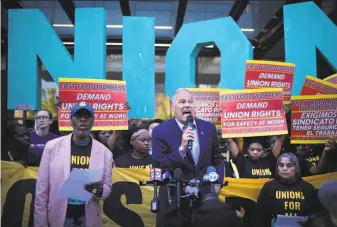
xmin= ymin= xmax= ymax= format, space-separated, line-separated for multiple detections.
xmin=173 ymin=168 xmax=183 ymax=209
xmin=186 ymin=115 xmax=194 ymax=152
xmin=150 ymin=168 xmax=162 ymax=213
xmin=203 ymin=166 xmax=219 ymax=194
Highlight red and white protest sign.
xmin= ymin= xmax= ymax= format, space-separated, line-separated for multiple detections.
xmin=300 ymin=75 xmax=337 ymax=95
xmin=220 ymin=88 xmax=288 ymax=138
xmin=58 ymin=78 xmax=128 ymax=131
xmin=245 ymin=60 xmax=295 ymax=104
xmin=187 ymin=88 xmax=227 ymax=127
xmin=291 ymin=95 xmax=337 ymax=144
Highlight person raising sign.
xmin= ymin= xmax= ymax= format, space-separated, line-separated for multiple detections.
xmin=226 ymin=135 xmax=285 ymax=179
xmin=255 ymin=153 xmax=317 ymax=227
xmin=225 ymin=135 xmax=284 ymax=227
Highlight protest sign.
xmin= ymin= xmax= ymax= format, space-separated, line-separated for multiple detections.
xmin=291 ymin=95 xmax=337 ymax=144
xmin=300 ymin=75 xmax=337 ymax=95
xmin=245 ymin=60 xmax=295 ymax=104
xmin=58 ymin=78 xmax=128 ymax=131
xmin=187 ymin=88 xmax=227 ymax=127
xmin=323 ymin=73 xmax=337 ymax=85
xmin=220 ymin=88 xmax=288 ymax=138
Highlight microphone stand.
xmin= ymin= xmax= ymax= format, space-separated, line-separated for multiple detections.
xmin=176 ymin=180 xmax=181 ymax=224
xmin=151 ymin=181 xmax=159 ymax=213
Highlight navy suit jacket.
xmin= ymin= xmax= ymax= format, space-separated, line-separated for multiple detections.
xmin=152 ymin=118 xmax=224 ymax=181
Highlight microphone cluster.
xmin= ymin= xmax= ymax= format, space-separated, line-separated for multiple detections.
xmin=140 ymin=166 xmax=221 ymax=213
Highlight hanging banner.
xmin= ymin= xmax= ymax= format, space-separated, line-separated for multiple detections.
xmin=300 ymin=75 xmax=337 ymax=95
xmin=58 ymin=78 xmax=128 ymax=131
xmin=323 ymin=73 xmax=337 ymax=85
xmin=220 ymin=88 xmax=288 ymax=138
xmin=291 ymin=94 xmax=337 ymax=144
xmin=187 ymin=88 xmax=228 ymax=127
xmin=2 ymin=161 xmax=337 ymax=227
xmin=245 ymin=60 xmax=295 ymax=104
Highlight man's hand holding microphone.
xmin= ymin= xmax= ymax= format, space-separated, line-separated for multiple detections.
xmin=179 ymin=128 xmax=194 ymax=155
xmin=179 ymin=115 xmax=195 ymax=156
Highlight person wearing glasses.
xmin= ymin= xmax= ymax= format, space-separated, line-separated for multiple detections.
xmin=29 ymin=110 xmax=59 ymax=155
xmin=29 ymin=110 xmax=59 ymax=165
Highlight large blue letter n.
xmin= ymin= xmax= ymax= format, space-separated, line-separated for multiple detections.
xmin=284 ymin=2 xmax=337 ymax=95
xmin=7 ymin=9 xmax=107 ymax=109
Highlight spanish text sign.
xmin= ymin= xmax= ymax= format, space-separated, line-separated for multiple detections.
xmin=58 ymin=78 xmax=128 ymax=131
xmin=245 ymin=60 xmax=295 ymax=104
xmin=291 ymin=95 xmax=337 ymax=144
xmin=187 ymin=88 xmax=228 ymax=127
xmin=220 ymin=88 xmax=288 ymax=138
xmin=300 ymin=75 xmax=337 ymax=95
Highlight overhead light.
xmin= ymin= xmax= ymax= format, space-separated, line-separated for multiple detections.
xmin=54 ymin=24 xmax=252 ymax=32
xmin=241 ymin=28 xmax=254 ymax=32
xmin=106 ymin=25 xmax=123 ymax=28
xmin=63 ymin=42 xmax=75 ymax=45
xmin=53 ymin=24 xmax=74 ymax=28
xmin=63 ymin=42 xmax=215 ymax=48
xmin=106 ymin=42 xmax=122 ymax=46
xmin=153 ymin=26 xmax=172 ymax=30
xmin=154 ymin=43 xmax=171 ymax=47
xmin=54 ymin=24 xmax=172 ymax=30
xmin=63 ymin=42 xmax=171 ymax=47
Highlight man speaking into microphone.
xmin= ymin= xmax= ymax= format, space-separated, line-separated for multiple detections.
xmin=152 ymin=88 xmax=224 ymax=227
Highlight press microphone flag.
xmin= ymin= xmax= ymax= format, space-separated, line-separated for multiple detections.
xmin=203 ymin=166 xmax=219 ymax=183
xmin=203 ymin=166 xmax=219 ymax=194
xmin=150 ymin=168 xmax=162 ymax=181
xmin=150 ymin=168 xmax=162 ymax=213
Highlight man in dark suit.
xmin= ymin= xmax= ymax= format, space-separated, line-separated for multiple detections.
xmin=152 ymin=88 xmax=225 ymax=227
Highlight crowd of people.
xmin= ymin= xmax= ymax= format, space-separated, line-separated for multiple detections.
xmin=2 ymin=89 xmax=337 ymax=227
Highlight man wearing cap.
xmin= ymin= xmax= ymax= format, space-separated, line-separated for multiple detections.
xmin=34 ymin=102 xmax=114 ymax=227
